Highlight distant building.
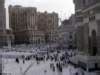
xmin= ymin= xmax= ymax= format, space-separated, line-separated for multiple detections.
xmin=9 ymin=5 xmax=59 ymax=45
xmin=58 ymin=15 xmax=76 ymax=49
xmin=37 ymin=12 xmax=58 ymax=43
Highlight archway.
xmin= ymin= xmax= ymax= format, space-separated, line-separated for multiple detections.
xmin=91 ymin=30 xmax=97 ymax=56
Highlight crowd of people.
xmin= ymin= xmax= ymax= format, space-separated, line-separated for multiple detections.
xmin=14 ymin=49 xmax=77 ymax=74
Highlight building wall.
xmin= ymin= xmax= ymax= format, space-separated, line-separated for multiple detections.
xmin=74 ymin=0 xmax=100 ymax=11
xmin=70 ymin=0 xmax=100 ymax=72
xmin=74 ymin=0 xmax=100 ymax=55
xmin=0 ymin=0 xmax=7 ymax=46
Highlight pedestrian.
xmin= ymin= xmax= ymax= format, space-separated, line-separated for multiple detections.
xmin=15 ymin=58 xmax=19 ymax=63
xmin=75 ymin=72 xmax=78 ymax=75
xmin=23 ymin=59 xmax=25 ymax=64
xmin=44 ymin=70 xmax=47 ymax=74
xmin=52 ymin=65 xmax=55 ymax=72
xmin=22 ymin=55 xmax=25 ymax=59
xmin=59 ymin=63 xmax=62 ymax=72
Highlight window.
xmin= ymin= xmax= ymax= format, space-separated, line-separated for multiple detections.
xmin=89 ymin=16 xmax=95 ymax=21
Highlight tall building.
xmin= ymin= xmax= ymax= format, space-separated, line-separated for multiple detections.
xmin=9 ymin=6 xmax=59 ymax=45
xmin=9 ymin=5 xmax=45 ymax=44
xmin=72 ymin=0 xmax=100 ymax=74
xmin=0 ymin=0 xmax=7 ymax=46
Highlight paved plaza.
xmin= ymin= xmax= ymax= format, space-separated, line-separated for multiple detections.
xmin=0 ymin=51 xmax=78 ymax=75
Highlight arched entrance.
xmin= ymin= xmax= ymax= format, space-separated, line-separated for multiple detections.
xmin=91 ymin=30 xmax=97 ymax=56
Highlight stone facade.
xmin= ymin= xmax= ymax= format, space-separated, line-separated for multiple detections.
xmin=72 ymin=0 xmax=100 ymax=73
xmin=74 ymin=0 xmax=100 ymax=55
xmin=9 ymin=5 xmax=59 ymax=45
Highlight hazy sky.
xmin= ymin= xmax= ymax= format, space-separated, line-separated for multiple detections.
xmin=5 ymin=0 xmax=75 ymax=20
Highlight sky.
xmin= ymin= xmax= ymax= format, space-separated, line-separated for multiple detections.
xmin=5 ymin=0 xmax=75 ymax=20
